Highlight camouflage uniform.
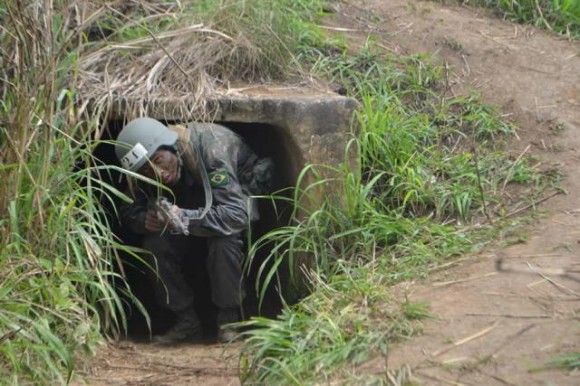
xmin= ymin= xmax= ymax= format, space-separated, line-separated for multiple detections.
xmin=120 ymin=123 xmax=272 ymax=323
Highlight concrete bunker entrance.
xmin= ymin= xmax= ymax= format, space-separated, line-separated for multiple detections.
xmin=96 ymin=93 xmax=357 ymax=340
xmin=99 ymin=120 xmax=302 ymax=339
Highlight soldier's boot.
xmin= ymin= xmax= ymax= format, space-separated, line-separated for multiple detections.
xmin=153 ymin=307 xmax=202 ymax=344
xmin=217 ymin=307 xmax=241 ymax=343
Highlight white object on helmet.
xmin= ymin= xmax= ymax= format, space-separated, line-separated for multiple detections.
xmin=120 ymin=142 xmax=148 ymax=171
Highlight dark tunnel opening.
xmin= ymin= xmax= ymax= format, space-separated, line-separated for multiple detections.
xmin=92 ymin=119 xmax=303 ymax=340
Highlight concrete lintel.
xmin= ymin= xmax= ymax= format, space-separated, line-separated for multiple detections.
xmin=210 ymin=94 xmax=358 ymax=167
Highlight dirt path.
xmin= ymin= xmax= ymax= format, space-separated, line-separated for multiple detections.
xmin=76 ymin=341 xmax=242 ymax=385
xmin=336 ymin=1 xmax=580 ymax=384
xmin=78 ymin=1 xmax=579 ymax=385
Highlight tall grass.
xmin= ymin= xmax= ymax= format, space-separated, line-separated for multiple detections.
xmin=241 ymin=37 xmax=556 ymax=383
xmin=0 ymin=0 xmax=337 ymax=383
xmin=444 ymin=0 xmax=580 ymax=39
xmin=240 ymin=264 xmax=429 ymax=384
xmin=0 ymin=1 xmax=144 ymax=383
xmin=97 ymin=0 xmax=328 ymax=81
xmin=546 ymin=352 xmax=580 ymax=370
xmin=0 ymin=0 xmax=562 ymax=383
xmin=182 ymin=0 xmax=328 ymax=79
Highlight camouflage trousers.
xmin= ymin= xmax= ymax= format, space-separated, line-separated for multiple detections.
xmin=142 ymin=232 xmax=244 ymax=313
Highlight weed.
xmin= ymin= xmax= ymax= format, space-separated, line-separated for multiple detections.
xmin=240 ymin=264 xmax=429 ymax=384
xmin=529 ymin=352 xmax=580 ymax=372
xmin=0 ymin=1 xmax=149 ymax=383
xmin=242 ymin=20 xmax=555 ymax=383
xmin=546 ymin=352 xmax=580 ymax=370
xmin=439 ymin=0 xmax=580 ymax=39
xmin=446 ymin=38 xmax=464 ymax=52
xmin=549 ymin=122 xmax=566 ymax=135
xmin=0 ymin=0 xmax=561 ymax=383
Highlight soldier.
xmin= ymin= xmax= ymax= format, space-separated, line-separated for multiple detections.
xmin=115 ymin=117 xmax=273 ymax=344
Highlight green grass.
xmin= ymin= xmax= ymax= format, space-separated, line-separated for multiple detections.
xmin=0 ymin=0 xmax=562 ymax=384
xmin=530 ymin=352 xmax=580 ymax=372
xmin=0 ymin=0 xmax=336 ymax=382
xmin=546 ymin=352 xmax=580 ymax=370
xmin=440 ymin=0 xmax=580 ymax=39
xmin=0 ymin=1 xmax=150 ymax=383
xmin=92 ymin=0 xmax=328 ymax=81
xmin=0 ymin=0 xmax=338 ymax=381
xmin=241 ymin=36 xmax=555 ymax=383
xmin=0 ymin=106 xmax=135 ymax=382
xmin=0 ymin=92 xmax=143 ymax=383
xmin=240 ymin=264 xmax=429 ymax=384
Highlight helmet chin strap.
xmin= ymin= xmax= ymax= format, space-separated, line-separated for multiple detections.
xmin=166 ymin=123 xmax=213 ymax=221
xmin=187 ymin=127 xmax=212 ymax=221
xmin=171 ymin=144 xmax=183 ymax=186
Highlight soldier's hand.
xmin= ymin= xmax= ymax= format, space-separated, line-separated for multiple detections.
xmin=144 ymin=209 xmax=166 ymax=232
xmin=167 ymin=204 xmax=183 ymax=218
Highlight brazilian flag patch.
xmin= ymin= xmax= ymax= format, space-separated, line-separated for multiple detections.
xmin=208 ymin=169 xmax=230 ymax=187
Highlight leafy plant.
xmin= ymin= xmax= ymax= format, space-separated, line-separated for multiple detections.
xmin=240 ymin=264 xmax=429 ymax=384
xmin=530 ymin=352 xmax=580 ymax=372
xmin=441 ymin=0 xmax=580 ymax=39
xmin=0 ymin=1 xmax=147 ymax=383
xmin=0 ymin=0 xmax=562 ymax=384
xmin=547 ymin=352 xmax=580 ymax=370
xmin=241 ymin=33 xmax=554 ymax=383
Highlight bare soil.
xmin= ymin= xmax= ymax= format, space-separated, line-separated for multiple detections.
xmin=76 ymin=1 xmax=580 ymax=384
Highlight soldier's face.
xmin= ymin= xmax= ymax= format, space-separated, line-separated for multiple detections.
xmin=139 ymin=149 xmax=179 ymax=185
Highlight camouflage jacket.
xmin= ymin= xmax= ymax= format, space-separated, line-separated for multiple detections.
xmin=120 ymin=123 xmax=273 ymax=237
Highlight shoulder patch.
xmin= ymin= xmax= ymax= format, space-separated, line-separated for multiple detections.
xmin=208 ymin=169 xmax=230 ymax=187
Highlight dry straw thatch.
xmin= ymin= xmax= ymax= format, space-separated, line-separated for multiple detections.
xmin=75 ymin=0 xmax=308 ymax=123
xmin=1 ymin=0 xmax=323 ymax=128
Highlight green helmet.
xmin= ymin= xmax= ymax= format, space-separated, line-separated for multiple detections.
xmin=115 ymin=117 xmax=178 ymax=171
